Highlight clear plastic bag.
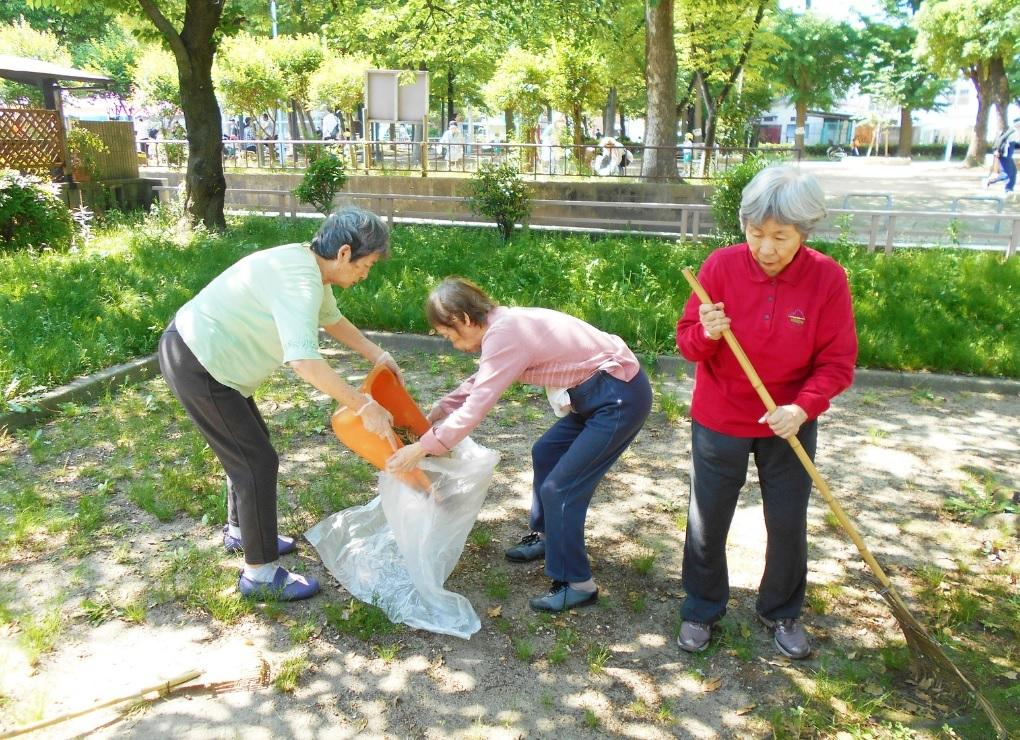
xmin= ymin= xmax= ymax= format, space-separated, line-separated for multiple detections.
xmin=305 ymin=437 xmax=500 ymax=639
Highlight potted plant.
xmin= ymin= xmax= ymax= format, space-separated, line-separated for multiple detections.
xmin=66 ymin=127 xmax=109 ymax=182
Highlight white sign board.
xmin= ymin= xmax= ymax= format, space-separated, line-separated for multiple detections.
xmin=365 ymin=70 xmax=429 ymax=123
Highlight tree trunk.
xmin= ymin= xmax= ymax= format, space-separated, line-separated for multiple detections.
xmin=988 ymin=56 xmax=1010 ymax=137
xmin=139 ymin=0 xmax=226 ymax=229
xmin=642 ymin=0 xmax=677 ymax=181
xmin=446 ymin=70 xmax=455 ymax=126
xmin=966 ymin=68 xmax=991 ymax=167
xmin=504 ymin=108 xmax=514 ymax=139
xmin=794 ymin=100 xmax=807 ymax=154
xmin=619 ymin=110 xmax=627 ymax=139
xmin=897 ymin=106 xmax=913 ymax=157
xmin=604 ymin=86 xmax=617 ymax=136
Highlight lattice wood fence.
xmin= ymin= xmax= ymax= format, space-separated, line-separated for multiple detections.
xmin=0 ymin=108 xmax=64 ymax=173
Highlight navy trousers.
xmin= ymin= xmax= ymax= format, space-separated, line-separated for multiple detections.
xmin=681 ymin=419 xmax=817 ymax=624
xmin=529 ymin=369 xmax=652 ymax=583
xmin=999 ymin=154 xmax=1017 ymax=192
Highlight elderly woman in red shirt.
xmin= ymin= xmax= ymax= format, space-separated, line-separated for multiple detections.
xmin=388 ymin=277 xmax=652 ymax=613
xmin=675 ymin=165 xmax=857 ymax=659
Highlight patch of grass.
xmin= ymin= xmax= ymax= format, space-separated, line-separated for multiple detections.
xmin=657 ymin=389 xmax=689 ymax=424
xmin=857 ymin=392 xmax=881 ymax=406
xmin=631 ymin=549 xmax=656 ymax=577
xmin=866 ymin=426 xmax=889 ymax=442
xmin=582 ymin=708 xmax=598 ymax=729
xmin=513 ymin=639 xmax=535 ymax=661
xmin=273 ymin=654 xmax=310 ymax=693
xmin=0 ymin=483 xmax=73 ymax=561
xmin=152 ymin=545 xmax=252 ymax=623
xmin=293 ymin=455 xmax=376 ymax=526
xmin=17 ymin=606 xmax=63 ymax=666
xmin=468 ymin=524 xmax=493 ymax=549
xmin=822 ymin=510 xmax=842 ymax=531
xmin=288 ymin=620 xmax=318 ymax=644
xmin=804 ymin=582 xmax=844 ymax=616
xmin=66 ymin=491 xmax=108 ymax=555
xmin=373 ymin=643 xmax=401 ymax=663
xmin=547 ymin=627 xmax=578 ymax=665
xmin=716 ymin=616 xmax=754 ymax=662
xmin=942 ymin=467 xmax=1017 ymax=523
xmin=656 ymin=699 xmax=676 ymax=724
xmin=627 ymin=591 xmax=647 ymax=614
xmin=323 ymin=598 xmax=399 ymax=641
xmin=484 ymin=569 xmax=509 ymax=600
xmin=586 ymin=643 xmax=610 ymax=674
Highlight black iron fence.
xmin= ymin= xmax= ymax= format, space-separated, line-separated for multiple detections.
xmin=137 ymin=138 xmax=800 ymax=182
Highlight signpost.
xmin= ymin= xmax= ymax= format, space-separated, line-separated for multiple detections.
xmin=363 ymin=70 xmax=429 ymax=174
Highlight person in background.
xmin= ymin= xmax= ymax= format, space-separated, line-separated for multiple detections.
xmin=438 ymin=121 xmax=465 ymax=169
xmin=989 ymin=117 xmax=1020 ymax=196
xmin=388 ymin=278 xmax=652 ymax=614
xmin=158 ymin=208 xmax=402 ymax=602
xmin=322 ymin=109 xmax=340 ymax=141
xmin=674 ymin=165 xmax=857 ymax=659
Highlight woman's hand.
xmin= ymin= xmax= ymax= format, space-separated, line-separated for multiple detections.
xmin=356 ymin=397 xmax=396 ymax=443
xmin=387 ymin=442 xmax=428 ymax=473
xmin=699 ymin=301 xmax=730 ymax=341
xmin=759 ymin=404 xmax=808 ymax=439
xmin=426 ymin=402 xmax=447 ymax=424
xmin=374 ymin=351 xmax=404 ymax=386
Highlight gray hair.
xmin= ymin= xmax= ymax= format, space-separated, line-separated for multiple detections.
xmin=739 ymin=165 xmax=827 ymax=236
xmin=310 ymin=207 xmax=390 ymax=261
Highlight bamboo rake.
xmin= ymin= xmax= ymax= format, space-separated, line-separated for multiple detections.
xmin=681 ymin=267 xmax=1005 ymax=738
xmin=0 ymin=669 xmax=202 ymax=739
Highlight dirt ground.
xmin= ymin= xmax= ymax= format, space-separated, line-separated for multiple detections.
xmin=1 ymin=345 xmax=1018 ymax=739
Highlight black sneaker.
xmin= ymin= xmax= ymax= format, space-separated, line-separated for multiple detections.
xmin=505 ymin=532 xmax=546 ymax=562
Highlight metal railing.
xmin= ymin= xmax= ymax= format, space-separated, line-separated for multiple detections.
xmin=138 ymin=139 xmax=800 ymax=182
xmin=152 ymin=184 xmax=1019 ymax=257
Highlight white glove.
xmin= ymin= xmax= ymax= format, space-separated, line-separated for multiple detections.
xmin=374 ymin=351 xmax=404 ymax=385
xmin=355 ymin=397 xmax=395 ymax=442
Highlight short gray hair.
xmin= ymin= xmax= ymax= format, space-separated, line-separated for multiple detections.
xmin=739 ymin=165 xmax=827 ymax=236
xmin=310 ymin=207 xmax=390 ymax=261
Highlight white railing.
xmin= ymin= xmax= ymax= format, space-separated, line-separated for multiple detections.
xmin=152 ymin=186 xmax=1020 ymax=257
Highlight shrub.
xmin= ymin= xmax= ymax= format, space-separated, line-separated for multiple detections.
xmin=710 ymin=153 xmax=774 ymax=239
xmin=468 ymin=161 xmax=531 ymax=242
xmin=0 ymin=170 xmax=75 ymax=252
xmin=66 ymin=127 xmax=110 ymax=178
xmin=293 ymin=152 xmax=347 ymax=216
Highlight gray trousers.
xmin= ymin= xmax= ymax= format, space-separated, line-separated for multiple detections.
xmin=158 ymin=324 xmax=280 ymax=565
xmin=681 ymin=419 xmax=817 ymax=624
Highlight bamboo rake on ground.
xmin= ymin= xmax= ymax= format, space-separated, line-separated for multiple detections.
xmin=0 ymin=669 xmax=203 ymax=739
xmin=681 ymin=267 xmax=1006 ymax=738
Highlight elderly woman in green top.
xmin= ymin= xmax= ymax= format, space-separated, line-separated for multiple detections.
xmin=158 ymin=207 xmax=400 ymax=601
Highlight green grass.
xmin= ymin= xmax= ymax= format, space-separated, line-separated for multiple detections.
xmin=483 ymin=568 xmax=509 ymax=600
xmin=152 ymin=545 xmax=253 ymax=624
xmin=323 ymin=598 xmax=400 ymax=641
xmin=3 ymin=215 xmax=1019 ymax=411
xmin=273 ymin=654 xmax=310 ymax=693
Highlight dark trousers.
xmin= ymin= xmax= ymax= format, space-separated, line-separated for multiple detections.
xmin=681 ymin=419 xmax=817 ymax=624
xmin=158 ymin=324 xmax=280 ymax=565
xmin=999 ymin=154 xmax=1017 ymax=192
xmin=529 ymin=369 xmax=652 ymax=583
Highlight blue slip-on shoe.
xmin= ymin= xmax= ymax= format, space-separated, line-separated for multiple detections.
xmin=529 ymin=581 xmax=599 ymax=613
xmin=238 ymin=567 xmax=320 ymax=602
xmin=505 ymin=532 xmax=546 ymax=562
xmin=223 ymin=526 xmax=296 ymax=556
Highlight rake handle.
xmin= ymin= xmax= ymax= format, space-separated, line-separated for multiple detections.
xmin=680 ymin=268 xmax=893 ymax=591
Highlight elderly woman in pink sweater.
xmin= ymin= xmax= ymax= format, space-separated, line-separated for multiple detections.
xmin=388 ymin=277 xmax=652 ymax=613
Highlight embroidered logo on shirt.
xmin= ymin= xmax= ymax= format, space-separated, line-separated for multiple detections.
xmin=788 ymin=309 xmax=806 ymax=326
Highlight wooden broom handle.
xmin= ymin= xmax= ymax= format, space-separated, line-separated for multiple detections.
xmin=681 ymin=268 xmax=893 ymax=591
xmin=0 ymin=669 xmax=202 ymax=738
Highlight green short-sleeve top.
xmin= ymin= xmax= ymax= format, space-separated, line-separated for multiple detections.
xmin=175 ymin=243 xmax=343 ymax=397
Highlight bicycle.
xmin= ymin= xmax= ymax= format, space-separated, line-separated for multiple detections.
xmin=826 ymin=145 xmax=847 ymax=161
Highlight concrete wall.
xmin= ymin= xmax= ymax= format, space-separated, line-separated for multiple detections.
xmin=150 ymin=169 xmax=713 ymax=233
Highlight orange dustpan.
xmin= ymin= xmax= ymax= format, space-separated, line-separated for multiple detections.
xmin=331 ymin=365 xmax=432 ymax=492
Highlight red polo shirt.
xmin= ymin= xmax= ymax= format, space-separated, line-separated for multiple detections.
xmin=676 ymin=243 xmax=857 ymax=437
